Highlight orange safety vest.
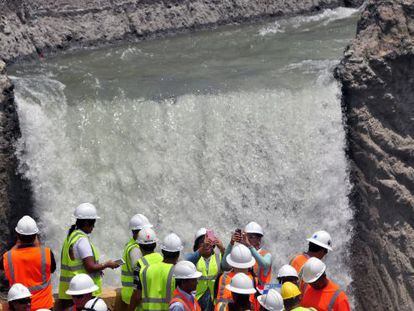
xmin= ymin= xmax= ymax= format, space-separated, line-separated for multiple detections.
xmin=216 ymin=271 xmax=258 ymax=310
xmin=170 ymin=288 xmax=201 ymax=311
xmin=289 ymin=253 xmax=310 ymax=273
xmin=3 ymin=246 xmax=53 ymax=311
xmin=253 ymin=249 xmax=272 ymax=286
xmin=301 ymin=279 xmax=351 ymax=311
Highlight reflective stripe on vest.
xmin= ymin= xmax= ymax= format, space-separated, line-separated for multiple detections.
xmin=328 ymin=289 xmax=341 ymax=311
xmin=219 ymin=303 xmax=228 ymax=311
xmin=217 ymin=271 xmax=234 ymax=303
xmin=58 ymin=229 xmax=101 ymax=299
xmin=254 ymin=249 xmax=272 ymax=286
xmin=141 ymin=262 xmax=175 ymax=310
xmin=170 ymin=288 xmax=201 ymax=311
xmin=196 ymin=252 xmax=221 ymax=300
xmin=121 ymin=239 xmax=139 ymax=304
xmin=4 ymin=246 xmax=53 ymax=310
xmin=137 ymin=252 xmax=163 ymax=269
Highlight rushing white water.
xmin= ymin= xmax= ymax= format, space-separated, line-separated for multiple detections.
xmin=10 ymin=7 xmax=358 ymax=293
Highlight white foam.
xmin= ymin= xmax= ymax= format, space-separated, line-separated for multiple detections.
xmin=259 ymin=7 xmax=358 ymax=36
xmin=13 ymin=72 xmax=352 ymax=290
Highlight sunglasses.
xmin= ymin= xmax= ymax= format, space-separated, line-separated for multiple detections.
xmin=15 ymin=298 xmax=31 ymax=305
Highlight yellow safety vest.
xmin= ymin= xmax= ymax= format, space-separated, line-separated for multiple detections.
xmin=121 ymin=238 xmax=140 ymax=304
xmin=195 ymin=252 xmax=221 ymax=300
xmin=58 ymin=229 xmax=101 ymax=299
xmin=140 ymin=262 xmax=175 ymax=310
xmin=137 ymin=252 xmax=163 ymax=269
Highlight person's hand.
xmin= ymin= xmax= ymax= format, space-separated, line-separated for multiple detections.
xmin=231 ymin=231 xmax=242 ymax=245
xmin=214 ymin=237 xmax=225 ymax=254
xmin=104 ymin=260 xmax=120 ymax=269
xmin=241 ymin=232 xmax=251 ymax=247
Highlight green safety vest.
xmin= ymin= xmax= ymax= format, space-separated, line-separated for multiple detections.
xmin=195 ymin=252 xmax=221 ymax=300
xmin=58 ymin=229 xmax=101 ymax=299
xmin=140 ymin=262 xmax=175 ymax=310
xmin=292 ymin=307 xmax=317 ymax=311
xmin=121 ymin=238 xmax=140 ymax=304
xmin=137 ymin=252 xmax=163 ymax=268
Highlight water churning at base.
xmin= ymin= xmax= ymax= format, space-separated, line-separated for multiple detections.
xmin=10 ymin=7 xmax=358 ymax=291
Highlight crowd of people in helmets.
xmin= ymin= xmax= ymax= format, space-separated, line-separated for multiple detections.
xmin=1 ymin=203 xmax=351 ymax=311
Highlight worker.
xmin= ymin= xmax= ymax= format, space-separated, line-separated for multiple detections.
xmin=300 ymin=258 xmax=350 ymax=311
xmin=186 ymin=228 xmax=224 ymax=311
xmin=129 ymin=227 xmax=163 ymax=310
xmin=169 ymin=260 xmax=202 ymax=311
xmin=131 ymin=232 xmax=183 ymax=311
xmin=66 ymin=274 xmax=99 ymax=311
xmin=277 ymin=265 xmax=299 ymax=285
xmin=281 ymin=282 xmax=315 ymax=311
xmin=121 ymin=214 xmax=153 ymax=306
xmin=257 ymin=289 xmax=284 ymax=311
xmin=222 ymin=223 xmax=272 ymax=290
xmin=289 ymin=230 xmax=332 ymax=273
xmin=2 ymin=216 xmax=55 ymax=311
xmin=215 ymin=273 xmax=257 ymax=311
xmin=216 ymin=243 xmax=256 ymax=305
xmin=58 ymin=203 xmax=120 ymax=309
xmin=7 ymin=283 xmax=32 ymax=311
xmin=82 ymin=297 xmax=108 ymax=311
xmin=243 ymin=222 xmax=272 ymax=288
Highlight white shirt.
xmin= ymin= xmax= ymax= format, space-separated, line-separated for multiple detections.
xmin=73 ymin=232 xmax=93 ymax=259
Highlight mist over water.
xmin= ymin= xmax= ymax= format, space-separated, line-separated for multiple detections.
xmin=10 ymin=7 xmax=358 ymax=292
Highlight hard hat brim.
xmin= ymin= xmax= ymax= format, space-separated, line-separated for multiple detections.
xmin=174 ymin=271 xmax=202 ymax=279
xmin=225 ymin=284 xmax=256 ymax=295
xmin=257 ymin=295 xmax=284 ymax=311
xmin=226 ymin=254 xmax=256 ymax=269
xmin=130 ymin=223 xmax=153 ymax=231
xmin=244 ymin=230 xmax=264 ymax=236
xmin=66 ymin=284 xmax=99 ymax=296
xmin=195 ymin=228 xmax=207 ymax=240
xmin=137 ymin=239 xmax=158 ymax=245
xmin=306 ymin=238 xmax=333 ymax=251
xmin=15 ymin=227 xmax=39 ymax=235
xmin=161 ymin=245 xmax=183 ymax=252
xmin=74 ymin=216 xmax=101 ymax=220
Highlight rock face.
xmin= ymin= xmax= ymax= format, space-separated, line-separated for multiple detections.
xmin=0 ymin=0 xmax=355 ymax=63
xmin=336 ymin=0 xmax=414 ymax=310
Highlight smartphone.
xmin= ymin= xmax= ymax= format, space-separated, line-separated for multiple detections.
xmin=206 ymin=229 xmax=216 ymax=241
xmin=114 ymin=258 xmax=126 ymax=265
xmin=235 ymin=228 xmax=242 ymax=234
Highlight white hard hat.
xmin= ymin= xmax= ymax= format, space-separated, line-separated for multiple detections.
xmin=301 ymin=257 xmax=326 ymax=284
xmin=66 ymin=274 xmax=99 ymax=295
xmin=129 ymin=214 xmax=153 ymax=231
xmin=173 ymin=261 xmax=202 ymax=279
xmin=74 ymin=203 xmax=100 ymax=220
xmin=306 ymin=230 xmax=333 ymax=251
xmin=226 ymin=244 xmax=256 ymax=269
xmin=244 ymin=221 xmax=264 ymax=236
xmin=83 ymin=298 xmax=108 ymax=311
xmin=277 ymin=264 xmax=298 ymax=278
xmin=161 ymin=233 xmax=183 ymax=252
xmin=225 ymin=273 xmax=256 ymax=294
xmin=15 ymin=216 xmax=39 ymax=235
xmin=195 ymin=228 xmax=207 ymax=240
xmin=137 ymin=227 xmax=158 ymax=245
xmin=7 ymin=283 xmax=31 ymax=302
xmin=257 ymin=289 xmax=284 ymax=311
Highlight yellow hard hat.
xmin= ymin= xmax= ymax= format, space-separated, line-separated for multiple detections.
xmin=281 ymin=282 xmax=301 ymax=300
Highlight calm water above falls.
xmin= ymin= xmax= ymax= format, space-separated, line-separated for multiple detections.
xmin=10 ymin=7 xmax=358 ymax=292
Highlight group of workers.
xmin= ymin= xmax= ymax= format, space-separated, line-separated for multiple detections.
xmin=1 ymin=202 xmax=351 ymax=311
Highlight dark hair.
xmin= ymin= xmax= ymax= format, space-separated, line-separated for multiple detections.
xmin=283 ymin=296 xmax=301 ymax=309
xmin=139 ymin=243 xmax=156 ymax=252
xmin=193 ymin=235 xmax=205 ymax=252
xmin=162 ymin=250 xmax=180 ymax=259
xmin=17 ymin=234 xmax=36 ymax=244
xmin=68 ymin=219 xmax=96 ymax=237
xmin=308 ymin=242 xmax=328 ymax=253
